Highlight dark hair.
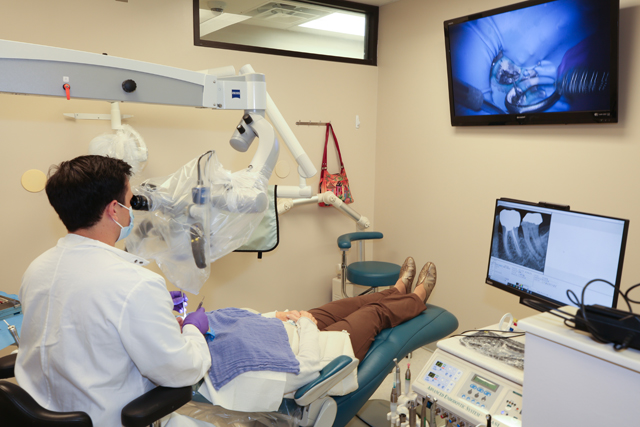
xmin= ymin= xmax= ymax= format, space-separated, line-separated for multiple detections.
xmin=45 ymin=155 xmax=132 ymax=232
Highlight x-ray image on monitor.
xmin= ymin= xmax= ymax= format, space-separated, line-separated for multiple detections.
xmin=491 ymin=207 xmax=552 ymax=273
xmin=486 ymin=199 xmax=628 ymax=309
xmin=447 ymin=0 xmax=613 ymax=117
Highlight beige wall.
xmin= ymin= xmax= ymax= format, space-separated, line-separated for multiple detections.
xmin=375 ymin=0 xmax=640 ymax=331
xmin=0 ymin=0 xmax=378 ymax=313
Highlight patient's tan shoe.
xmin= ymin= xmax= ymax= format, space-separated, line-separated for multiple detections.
xmin=415 ymin=262 xmax=437 ymax=303
xmin=399 ymin=257 xmax=416 ymax=293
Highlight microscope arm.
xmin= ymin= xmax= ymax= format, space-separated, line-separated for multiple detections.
xmin=0 ymin=38 xmax=318 ymax=195
xmin=0 ymin=39 xmax=264 ymax=110
xmin=0 ymin=39 xmax=315 ymax=188
xmin=239 ymin=65 xmax=317 ymax=199
xmin=279 ymin=192 xmax=370 ymax=230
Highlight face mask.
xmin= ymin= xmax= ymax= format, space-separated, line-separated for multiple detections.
xmin=113 ymin=202 xmax=134 ymax=242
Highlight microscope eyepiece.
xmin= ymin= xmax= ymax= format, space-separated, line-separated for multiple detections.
xmin=130 ymin=195 xmax=151 ymax=211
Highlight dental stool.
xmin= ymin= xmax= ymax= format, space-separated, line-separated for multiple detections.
xmin=0 ymin=353 xmax=191 ymax=427
xmin=338 ymin=232 xmax=401 ymax=298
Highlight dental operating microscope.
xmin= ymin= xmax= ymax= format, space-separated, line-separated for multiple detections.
xmin=0 ymin=39 xmax=317 ymax=293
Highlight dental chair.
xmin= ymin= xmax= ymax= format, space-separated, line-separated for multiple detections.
xmin=188 ymin=304 xmax=457 ymax=427
xmin=0 ymin=308 xmax=458 ymax=427
xmin=0 ymin=351 xmax=359 ymax=427
xmin=338 ymin=232 xmax=401 ymax=298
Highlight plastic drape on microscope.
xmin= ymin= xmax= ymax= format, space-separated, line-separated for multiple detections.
xmin=125 ymin=151 xmax=270 ymax=293
xmin=88 ymin=124 xmax=148 ymax=175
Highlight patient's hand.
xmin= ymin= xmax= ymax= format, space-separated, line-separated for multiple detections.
xmin=300 ymin=311 xmax=317 ymax=325
xmin=276 ymin=310 xmax=301 ymax=322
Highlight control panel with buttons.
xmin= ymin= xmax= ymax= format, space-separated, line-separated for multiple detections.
xmin=413 ymin=349 xmax=523 ymax=427
xmin=457 ymin=372 xmax=501 ymax=409
xmin=496 ymin=391 xmax=523 ymax=421
xmin=421 ymin=359 xmax=463 ymax=393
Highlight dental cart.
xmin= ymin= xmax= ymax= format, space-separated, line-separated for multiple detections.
xmin=412 ymin=327 xmax=524 ymax=427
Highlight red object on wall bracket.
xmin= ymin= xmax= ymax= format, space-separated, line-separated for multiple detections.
xmin=63 ymin=84 xmax=70 ymax=100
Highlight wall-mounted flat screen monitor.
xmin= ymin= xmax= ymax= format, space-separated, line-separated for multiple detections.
xmin=444 ymin=0 xmax=619 ymax=126
xmin=486 ymin=198 xmax=629 ymax=309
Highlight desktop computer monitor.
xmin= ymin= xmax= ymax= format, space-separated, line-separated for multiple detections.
xmin=486 ymin=198 xmax=629 ymax=310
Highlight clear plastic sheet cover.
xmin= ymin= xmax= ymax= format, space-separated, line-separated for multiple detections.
xmin=174 ymin=400 xmax=302 ymax=427
xmin=460 ymin=331 xmax=525 ymax=370
xmin=88 ymin=124 xmax=148 ymax=175
xmin=126 ymin=151 xmax=269 ymax=293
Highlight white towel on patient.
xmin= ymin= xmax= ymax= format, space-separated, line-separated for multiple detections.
xmin=199 ymin=369 xmax=287 ymax=412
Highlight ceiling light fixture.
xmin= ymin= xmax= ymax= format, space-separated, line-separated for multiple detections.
xmin=299 ymin=13 xmax=365 ymax=36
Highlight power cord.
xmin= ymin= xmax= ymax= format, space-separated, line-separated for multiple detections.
xmin=523 ymin=280 xmax=640 ymax=351
xmin=196 ymin=150 xmax=214 ymax=185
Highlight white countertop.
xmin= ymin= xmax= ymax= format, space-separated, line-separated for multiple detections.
xmin=518 ymin=306 xmax=640 ymax=373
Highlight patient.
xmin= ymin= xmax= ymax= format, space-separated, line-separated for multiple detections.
xmin=195 ymin=257 xmax=436 ymax=412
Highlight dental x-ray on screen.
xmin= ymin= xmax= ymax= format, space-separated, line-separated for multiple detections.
xmin=486 ymin=198 xmax=629 ymax=309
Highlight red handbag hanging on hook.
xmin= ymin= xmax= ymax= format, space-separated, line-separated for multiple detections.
xmin=318 ymin=123 xmax=354 ymax=206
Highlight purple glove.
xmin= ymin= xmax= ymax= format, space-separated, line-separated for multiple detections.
xmin=183 ymin=307 xmax=209 ymax=334
xmin=169 ymin=291 xmax=188 ymax=314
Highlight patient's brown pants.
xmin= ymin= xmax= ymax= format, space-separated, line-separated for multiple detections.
xmin=309 ymin=288 xmax=426 ymax=361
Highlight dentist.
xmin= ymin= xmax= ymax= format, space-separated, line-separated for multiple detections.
xmin=16 ymin=155 xmax=211 ymax=427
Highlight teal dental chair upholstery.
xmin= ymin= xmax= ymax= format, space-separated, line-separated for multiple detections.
xmin=338 ymin=232 xmax=401 ymax=297
xmin=331 ymin=304 xmax=457 ymax=427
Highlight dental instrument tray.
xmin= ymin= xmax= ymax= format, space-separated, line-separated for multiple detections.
xmin=0 ymin=295 xmax=21 ymax=321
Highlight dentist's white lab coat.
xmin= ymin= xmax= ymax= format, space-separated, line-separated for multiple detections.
xmin=16 ymin=234 xmax=211 ymax=427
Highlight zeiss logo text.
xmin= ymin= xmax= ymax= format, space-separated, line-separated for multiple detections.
xmin=232 ymin=89 xmax=241 ymax=99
